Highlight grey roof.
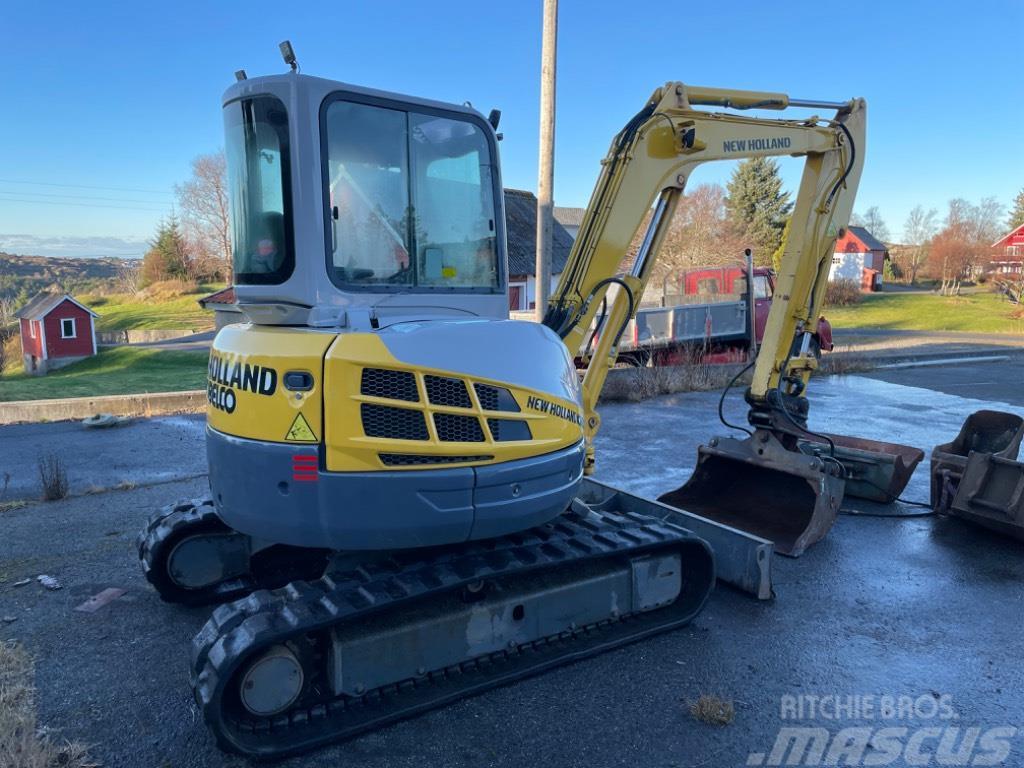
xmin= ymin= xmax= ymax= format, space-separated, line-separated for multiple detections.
xmin=848 ymin=226 xmax=888 ymax=252
xmin=503 ymin=189 xmax=574 ymax=277
xmin=553 ymin=206 xmax=587 ymax=228
xmin=15 ymin=292 xmax=98 ymax=320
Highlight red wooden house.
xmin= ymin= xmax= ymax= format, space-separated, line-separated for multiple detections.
xmin=990 ymin=223 xmax=1024 ymax=275
xmin=830 ymin=226 xmax=889 ymax=290
xmin=15 ymin=293 xmax=99 ymax=375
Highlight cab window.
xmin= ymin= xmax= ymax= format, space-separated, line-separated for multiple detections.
xmin=224 ymin=96 xmax=294 ymax=285
xmin=322 ymin=98 xmax=499 ymax=291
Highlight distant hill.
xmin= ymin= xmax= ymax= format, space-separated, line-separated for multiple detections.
xmin=0 ymin=252 xmax=136 ymax=306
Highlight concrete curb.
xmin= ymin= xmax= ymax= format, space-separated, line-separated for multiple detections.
xmin=0 ymin=390 xmax=206 ymax=425
xmin=96 ymin=329 xmax=198 ymax=345
xmin=832 ymin=346 xmax=1024 ymax=367
xmin=2 ymin=346 xmax=1018 ymax=424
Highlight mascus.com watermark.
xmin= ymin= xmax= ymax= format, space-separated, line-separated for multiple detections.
xmin=745 ymin=694 xmax=1017 ymax=766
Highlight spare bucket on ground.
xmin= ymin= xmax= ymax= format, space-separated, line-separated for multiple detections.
xmin=931 ymin=410 xmax=1024 ymax=512
xmin=799 ymin=434 xmax=924 ymax=503
xmin=951 ymin=452 xmax=1024 ymax=542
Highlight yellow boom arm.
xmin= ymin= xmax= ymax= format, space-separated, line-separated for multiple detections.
xmin=541 ymin=82 xmax=866 ymax=470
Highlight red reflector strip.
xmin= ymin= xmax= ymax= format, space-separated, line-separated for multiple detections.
xmin=292 ymin=454 xmax=318 ymax=482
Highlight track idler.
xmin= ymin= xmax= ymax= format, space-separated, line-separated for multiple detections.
xmin=138 ymin=499 xmax=330 ymax=606
xmin=658 ymin=430 xmax=845 ymax=557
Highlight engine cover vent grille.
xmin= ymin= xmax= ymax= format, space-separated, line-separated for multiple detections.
xmin=488 ymin=418 xmax=533 ymax=442
xmin=434 ymin=413 xmax=485 ymax=443
xmin=424 ymin=375 xmax=472 ymax=408
xmin=474 ymin=383 xmax=520 ymax=412
xmin=379 ymin=453 xmax=493 ymax=467
xmin=361 ymin=369 xmax=419 ymax=402
xmin=361 ymin=404 xmax=429 ymax=441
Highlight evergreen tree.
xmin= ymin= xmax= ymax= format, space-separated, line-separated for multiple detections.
xmin=141 ymin=217 xmax=191 ymax=285
xmin=1009 ymin=188 xmax=1024 ymax=231
xmin=725 ymin=158 xmax=792 ymax=262
xmin=771 ymin=217 xmax=791 ymax=273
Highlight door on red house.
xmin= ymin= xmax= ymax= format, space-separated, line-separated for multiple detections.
xmin=509 ymin=285 xmax=523 ymax=311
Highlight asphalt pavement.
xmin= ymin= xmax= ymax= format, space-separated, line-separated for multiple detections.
xmin=2 ymin=365 xmax=1023 ymax=768
xmin=861 ymin=356 xmax=1024 ymax=407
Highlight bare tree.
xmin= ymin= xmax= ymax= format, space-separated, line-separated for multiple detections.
xmin=176 ymin=152 xmax=232 ymax=282
xmin=115 ymin=259 xmax=142 ymax=295
xmin=0 ymin=296 xmax=17 ymax=326
xmin=851 ymin=206 xmax=890 ymax=242
xmin=901 ymin=205 xmax=938 ymax=284
xmin=929 ymin=197 xmax=1006 ymax=295
xmin=647 ymin=184 xmax=746 ymax=298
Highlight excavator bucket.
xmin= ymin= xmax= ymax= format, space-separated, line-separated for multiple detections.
xmin=658 ymin=432 xmax=845 ymax=557
xmin=931 ymin=410 xmax=1024 ymax=512
xmin=950 ymin=451 xmax=1024 ymax=542
xmin=799 ymin=434 xmax=924 ymax=503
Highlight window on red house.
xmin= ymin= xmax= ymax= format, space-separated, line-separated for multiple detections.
xmin=60 ymin=318 xmax=76 ymax=339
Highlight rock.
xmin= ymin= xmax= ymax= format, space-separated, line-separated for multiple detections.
xmin=36 ymin=575 xmax=62 ymax=590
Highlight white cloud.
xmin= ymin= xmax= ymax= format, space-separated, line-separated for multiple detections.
xmin=0 ymin=233 xmax=147 ymax=259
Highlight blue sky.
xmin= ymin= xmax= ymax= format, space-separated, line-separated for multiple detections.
xmin=1 ymin=0 xmax=1021 ymax=257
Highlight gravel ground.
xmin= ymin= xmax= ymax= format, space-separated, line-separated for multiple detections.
xmin=2 ymin=367 xmax=1023 ymax=767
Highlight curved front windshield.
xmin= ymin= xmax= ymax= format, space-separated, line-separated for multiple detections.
xmin=224 ymin=96 xmax=294 ymax=284
xmin=322 ymin=98 xmax=499 ymax=291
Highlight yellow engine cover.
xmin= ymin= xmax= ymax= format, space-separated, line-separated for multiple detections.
xmin=207 ymin=325 xmax=334 ymax=445
xmin=207 ymin=320 xmax=584 ymax=474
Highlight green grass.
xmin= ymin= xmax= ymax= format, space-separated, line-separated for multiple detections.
xmin=82 ymin=283 xmax=224 ymax=331
xmin=0 ymin=347 xmax=208 ymax=402
xmin=826 ymin=290 xmax=1024 ymax=334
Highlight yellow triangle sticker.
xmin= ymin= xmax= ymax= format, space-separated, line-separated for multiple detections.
xmin=285 ymin=413 xmax=317 ymax=442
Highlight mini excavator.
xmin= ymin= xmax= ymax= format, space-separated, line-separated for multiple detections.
xmin=138 ymin=51 xmax=917 ymax=757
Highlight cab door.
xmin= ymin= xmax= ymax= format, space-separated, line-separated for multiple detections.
xmin=753 ymin=272 xmax=774 ymax=343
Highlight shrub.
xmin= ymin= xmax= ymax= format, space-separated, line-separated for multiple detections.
xmin=0 ymin=328 xmax=21 ymax=376
xmin=824 ymin=278 xmax=862 ymax=307
xmin=689 ymin=694 xmax=736 ymax=726
xmin=37 ymin=453 xmax=69 ymax=501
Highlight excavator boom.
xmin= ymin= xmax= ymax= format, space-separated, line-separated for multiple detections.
xmin=543 ymin=82 xmax=920 ymax=555
xmin=544 ymin=81 xmax=864 ymax=462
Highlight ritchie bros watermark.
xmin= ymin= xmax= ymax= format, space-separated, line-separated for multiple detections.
xmin=745 ymin=693 xmax=1017 ymax=767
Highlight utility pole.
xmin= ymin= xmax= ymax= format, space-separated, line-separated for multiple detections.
xmin=534 ymin=0 xmax=558 ymax=322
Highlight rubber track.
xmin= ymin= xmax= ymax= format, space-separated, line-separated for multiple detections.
xmin=191 ymin=506 xmax=715 ymax=758
xmin=138 ymin=499 xmax=256 ymax=606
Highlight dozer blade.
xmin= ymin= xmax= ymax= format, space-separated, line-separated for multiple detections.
xmin=799 ymin=434 xmax=924 ymax=503
xmin=658 ymin=431 xmax=844 ymax=557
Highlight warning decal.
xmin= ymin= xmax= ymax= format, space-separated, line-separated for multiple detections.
xmin=285 ymin=413 xmax=318 ymax=442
